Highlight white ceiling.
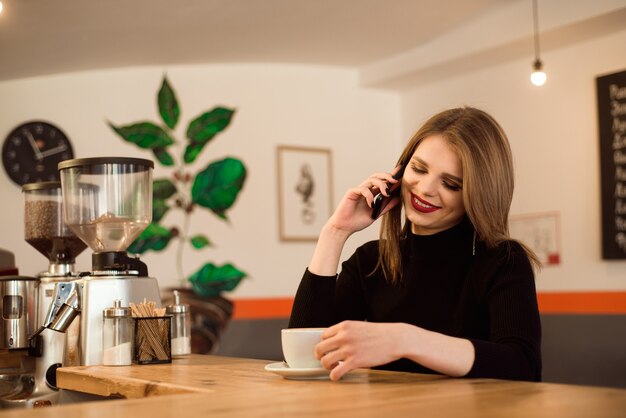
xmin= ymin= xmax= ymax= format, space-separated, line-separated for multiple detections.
xmin=0 ymin=0 xmax=517 ymax=82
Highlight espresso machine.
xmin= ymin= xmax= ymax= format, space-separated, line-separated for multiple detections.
xmin=1 ymin=181 xmax=87 ymax=408
xmin=2 ymin=157 xmax=161 ymax=408
xmin=45 ymin=157 xmax=161 ymax=366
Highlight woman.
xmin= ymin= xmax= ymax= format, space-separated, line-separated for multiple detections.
xmin=289 ymin=107 xmax=542 ymax=382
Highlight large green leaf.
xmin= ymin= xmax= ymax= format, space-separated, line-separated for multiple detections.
xmin=152 ymin=199 xmax=170 ymax=223
xmin=152 ymin=179 xmax=176 ymax=223
xmin=183 ymin=142 xmax=204 ymax=164
xmin=153 ymin=178 xmax=177 ymax=200
xmin=183 ymin=107 xmax=235 ymax=163
xmin=158 ymin=76 xmax=180 ymax=130
xmin=127 ymin=223 xmax=173 ymax=254
xmin=186 ymin=107 xmax=235 ymax=144
xmin=191 ymin=157 xmax=247 ymax=219
xmin=188 ymin=262 xmax=247 ymax=296
xmin=108 ymin=121 xmax=175 ymax=149
xmin=153 ymin=147 xmax=175 ymax=166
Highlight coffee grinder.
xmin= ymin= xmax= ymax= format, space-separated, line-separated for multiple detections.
xmin=22 ymin=182 xmax=87 ymax=368
xmin=43 ymin=157 xmax=161 ymax=366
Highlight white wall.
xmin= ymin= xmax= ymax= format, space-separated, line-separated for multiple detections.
xmin=0 ymin=65 xmax=400 ymax=298
xmin=5 ymin=19 xmax=622 ymax=297
xmin=400 ymin=28 xmax=626 ymax=292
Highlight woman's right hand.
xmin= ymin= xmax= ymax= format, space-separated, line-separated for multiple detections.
xmin=326 ymin=171 xmax=401 ymax=235
xmin=308 ymin=169 xmax=402 ymax=276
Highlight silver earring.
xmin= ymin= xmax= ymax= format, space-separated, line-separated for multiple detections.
xmin=472 ymin=231 xmax=476 ymax=256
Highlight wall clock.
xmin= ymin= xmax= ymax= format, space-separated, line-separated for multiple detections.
xmin=2 ymin=121 xmax=75 ymax=186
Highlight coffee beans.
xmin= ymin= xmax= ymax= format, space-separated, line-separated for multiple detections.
xmin=24 ymin=200 xmax=87 ymax=262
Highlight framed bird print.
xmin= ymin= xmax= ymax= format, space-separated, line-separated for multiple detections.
xmin=276 ymin=145 xmax=333 ymax=241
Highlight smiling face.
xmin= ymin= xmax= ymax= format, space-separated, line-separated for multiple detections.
xmin=402 ymin=134 xmax=466 ymax=235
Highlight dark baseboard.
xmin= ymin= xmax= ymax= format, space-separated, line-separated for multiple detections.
xmin=217 ymin=318 xmax=288 ymax=361
xmin=541 ymin=314 xmax=626 ymax=388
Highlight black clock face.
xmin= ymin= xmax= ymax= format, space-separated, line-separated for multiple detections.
xmin=2 ymin=121 xmax=74 ymax=186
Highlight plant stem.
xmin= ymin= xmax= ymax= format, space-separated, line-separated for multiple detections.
xmin=173 ymin=136 xmax=189 ymax=287
xmin=177 ymin=210 xmax=191 ymax=287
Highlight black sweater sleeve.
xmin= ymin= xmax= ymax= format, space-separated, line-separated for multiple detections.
xmin=465 ymin=242 xmax=542 ymax=381
xmin=288 ymin=269 xmax=337 ymax=328
xmin=288 ymin=242 xmax=375 ymax=328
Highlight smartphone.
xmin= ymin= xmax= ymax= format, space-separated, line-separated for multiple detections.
xmin=371 ymin=165 xmax=406 ymax=219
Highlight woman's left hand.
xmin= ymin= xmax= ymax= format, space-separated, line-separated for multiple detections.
xmin=314 ymin=320 xmax=404 ymax=381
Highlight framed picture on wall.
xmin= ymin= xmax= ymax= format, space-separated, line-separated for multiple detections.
xmin=276 ymin=145 xmax=333 ymax=241
xmin=509 ymin=211 xmax=561 ymax=266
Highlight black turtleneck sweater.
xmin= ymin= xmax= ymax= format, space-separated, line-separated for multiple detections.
xmin=289 ymin=219 xmax=542 ymax=381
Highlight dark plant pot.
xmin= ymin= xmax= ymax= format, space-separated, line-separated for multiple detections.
xmin=161 ymin=287 xmax=233 ymax=354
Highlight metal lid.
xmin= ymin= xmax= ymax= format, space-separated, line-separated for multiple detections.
xmin=166 ymin=290 xmax=189 ymax=314
xmin=166 ymin=305 xmax=189 ymax=314
xmin=21 ymin=181 xmax=62 ymax=192
xmin=103 ymin=299 xmax=131 ymax=318
xmin=58 ymin=157 xmax=154 ymax=171
xmin=0 ymin=275 xmax=39 ymax=282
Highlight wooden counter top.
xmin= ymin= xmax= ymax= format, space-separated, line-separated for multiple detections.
xmin=6 ymin=355 xmax=626 ymax=417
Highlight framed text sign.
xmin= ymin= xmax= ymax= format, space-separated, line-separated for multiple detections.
xmin=597 ymin=68 xmax=626 ymax=259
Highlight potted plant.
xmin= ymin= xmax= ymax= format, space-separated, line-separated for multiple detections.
xmin=108 ymin=75 xmax=247 ymax=353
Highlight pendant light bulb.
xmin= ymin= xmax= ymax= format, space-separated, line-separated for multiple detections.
xmin=530 ymin=59 xmax=547 ymax=86
xmin=530 ymin=0 xmax=547 ymax=86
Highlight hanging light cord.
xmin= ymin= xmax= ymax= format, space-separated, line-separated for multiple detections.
xmin=532 ymin=0 xmax=541 ymax=62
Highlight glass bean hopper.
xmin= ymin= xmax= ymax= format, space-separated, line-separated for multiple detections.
xmin=58 ymin=157 xmax=153 ymax=275
xmin=22 ymin=181 xmax=87 ymax=276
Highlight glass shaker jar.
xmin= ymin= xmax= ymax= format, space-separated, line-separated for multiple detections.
xmin=166 ymin=290 xmax=191 ymax=356
xmin=102 ymin=299 xmax=132 ymax=366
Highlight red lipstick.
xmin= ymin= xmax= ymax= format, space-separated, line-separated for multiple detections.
xmin=410 ymin=193 xmax=440 ymax=213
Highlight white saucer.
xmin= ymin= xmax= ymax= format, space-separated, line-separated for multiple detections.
xmin=264 ymin=362 xmax=330 ymax=380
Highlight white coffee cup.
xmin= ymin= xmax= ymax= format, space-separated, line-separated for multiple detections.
xmin=281 ymin=328 xmax=326 ymax=369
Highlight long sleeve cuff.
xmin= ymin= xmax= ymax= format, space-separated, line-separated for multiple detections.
xmin=467 ymin=339 xmax=541 ymax=381
xmin=288 ymin=268 xmax=337 ymax=328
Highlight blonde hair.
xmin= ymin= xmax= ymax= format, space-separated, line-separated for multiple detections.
xmin=375 ymin=107 xmax=539 ymax=284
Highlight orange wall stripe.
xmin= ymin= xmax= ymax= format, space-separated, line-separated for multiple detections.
xmin=536 ymin=291 xmax=626 ymax=314
xmin=233 ymin=297 xmax=294 ymax=320
xmin=232 ymin=292 xmax=626 ymax=319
